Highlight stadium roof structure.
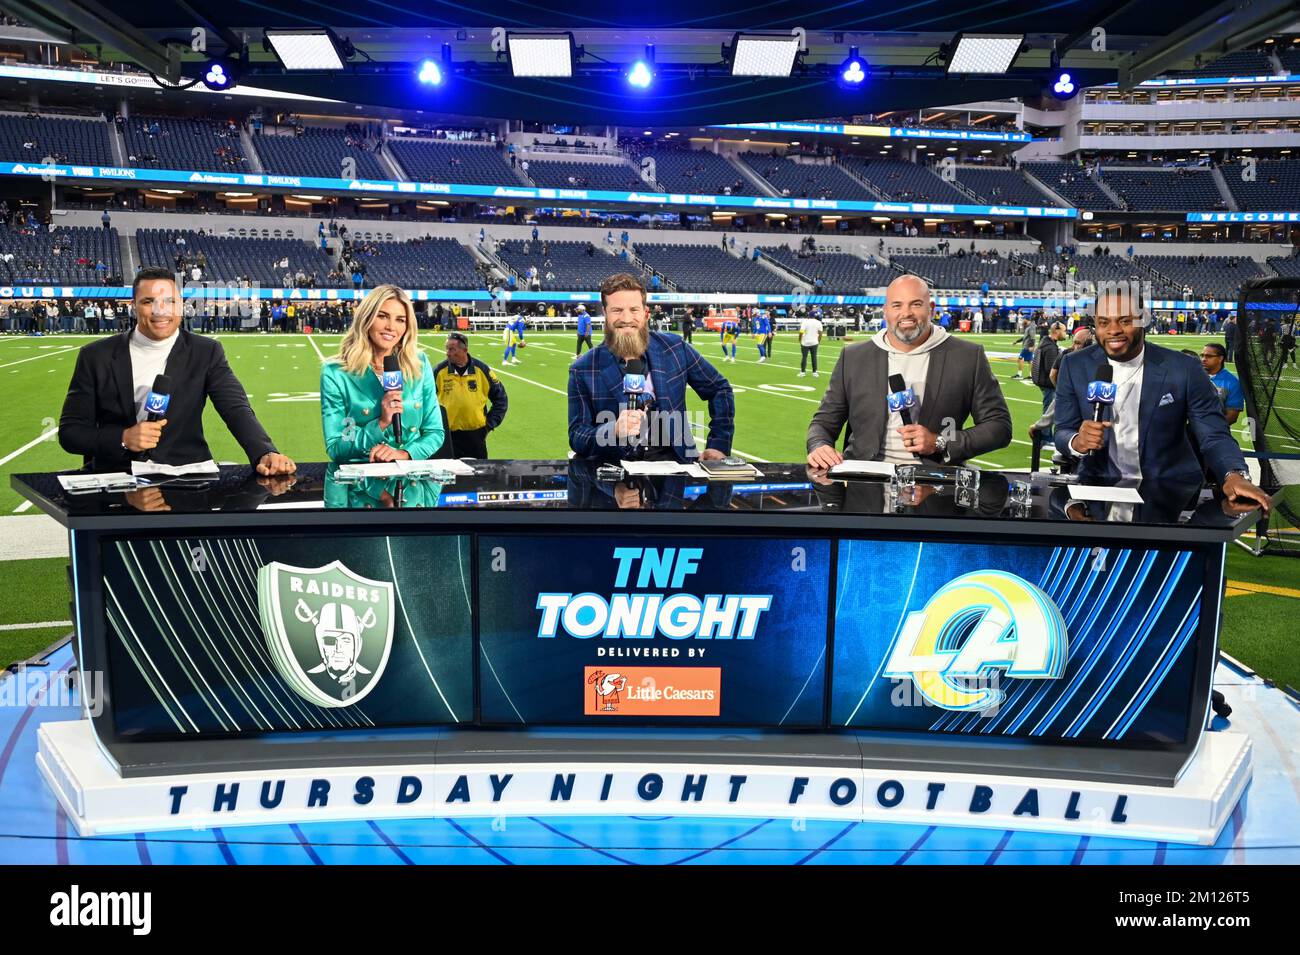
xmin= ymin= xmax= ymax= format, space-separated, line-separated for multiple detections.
xmin=3 ymin=0 xmax=1297 ymax=124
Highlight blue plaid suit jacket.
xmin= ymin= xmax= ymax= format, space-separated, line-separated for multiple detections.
xmin=568 ymin=331 xmax=735 ymax=462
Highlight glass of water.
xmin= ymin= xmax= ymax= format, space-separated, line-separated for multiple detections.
xmin=1009 ymin=480 xmax=1033 ymax=506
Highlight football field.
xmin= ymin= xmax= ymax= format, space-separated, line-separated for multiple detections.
xmin=0 ymin=327 xmax=1293 ymax=688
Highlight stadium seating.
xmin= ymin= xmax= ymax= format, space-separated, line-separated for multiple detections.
xmin=1266 ymin=254 xmax=1300 ymax=278
xmin=252 ymin=128 xmax=387 ymax=180
xmin=837 ymin=156 xmax=969 ymax=204
xmin=525 ymin=159 xmax=646 ymax=191
xmin=1221 ymin=160 xmax=1300 ymax=210
xmin=121 ymin=116 xmax=249 ymax=173
xmin=345 ymin=237 xmax=485 ymax=289
xmin=1136 ymin=255 xmax=1263 ymax=299
xmin=0 ymin=225 xmax=121 ymax=284
xmin=634 ymin=243 xmax=794 ymax=293
xmin=387 ymin=139 xmax=519 ymax=185
xmin=738 ymin=153 xmax=871 ymax=201
xmin=136 ymin=229 xmax=342 ymax=287
xmin=0 ymin=111 xmax=114 ymax=166
xmin=640 ymin=149 xmax=750 ymax=195
xmin=1013 ymin=251 xmax=1149 ymax=289
xmin=1100 ymin=167 xmax=1226 ymax=211
xmin=761 ymin=247 xmax=897 ymax=291
xmin=495 ymin=239 xmax=622 ymax=291
xmin=1022 ymin=162 xmax=1121 ymax=210
xmin=1179 ymin=49 xmax=1275 ymax=76
xmin=955 ymin=167 xmax=1060 ymax=207
xmin=892 ymin=251 xmax=1041 ymax=291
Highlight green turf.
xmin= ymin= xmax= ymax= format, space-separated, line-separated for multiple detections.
xmin=0 ymin=328 xmax=1291 ymax=682
xmin=0 ymin=555 xmax=72 ymax=667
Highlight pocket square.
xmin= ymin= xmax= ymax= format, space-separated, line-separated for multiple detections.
xmin=1159 ymin=392 xmax=1175 ymax=407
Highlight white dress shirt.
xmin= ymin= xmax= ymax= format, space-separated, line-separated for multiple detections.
xmin=1071 ymin=346 xmax=1145 ymax=481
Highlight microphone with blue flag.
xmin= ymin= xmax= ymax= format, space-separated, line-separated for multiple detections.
xmin=144 ymin=374 xmax=171 ymax=421
xmin=887 ymin=373 xmax=917 ymax=425
xmin=139 ymin=374 xmax=171 ymax=461
xmin=1084 ymin=361 xmax=1116 ymax=458
xmin=382 ymin=355 xmax=403 ymax=446
xmin=622 ymin=357 xmax=651 ymax=412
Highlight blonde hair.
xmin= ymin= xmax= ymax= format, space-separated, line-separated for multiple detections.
xmin=330 ymin=285 xmax=422 ymax=380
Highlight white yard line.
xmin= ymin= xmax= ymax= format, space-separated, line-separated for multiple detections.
xmin=0 ymin=428 xmax=58 ymax=469
xmin=0 ymin=345 xmax=79 ymax=370
xmin=0 ymin=620 xmax=71 ymax=632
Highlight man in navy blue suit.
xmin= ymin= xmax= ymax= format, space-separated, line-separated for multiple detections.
xmin=569 ymin=273 xmax=734 ymax=462
xmin=1055 ymin=286 xmax=1270 ymax=510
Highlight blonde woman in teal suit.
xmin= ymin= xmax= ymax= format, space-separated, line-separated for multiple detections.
xmin=321 ymin=284 xmax=444 ymax=462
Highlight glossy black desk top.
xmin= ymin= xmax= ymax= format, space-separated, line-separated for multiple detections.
xmin=12 ymin=460 xmax=1272 ymax=543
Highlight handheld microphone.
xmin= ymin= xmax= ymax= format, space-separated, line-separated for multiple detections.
xmin=382 ymin=355 xmax=403 ymax=446
xmin=1084 ymin=362 xmax=1116 ymax=458
xmin=144 ymin=374 xmax=172 ymax=422
xmin=140 ymin=374 xmax=172 ymax=462
xmin=887 ymin=373 xmax=917 ymax=426
xmin=622 ymin=358 xmax=651 ymax=412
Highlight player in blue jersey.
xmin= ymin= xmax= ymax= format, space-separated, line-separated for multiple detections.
xmin=753 ymin=310 xmax=772 ymax=363
xmin=503 ymin=314 xmax=526 ymax=365
xmin=720 ymin=317 xmax=738 ymax=363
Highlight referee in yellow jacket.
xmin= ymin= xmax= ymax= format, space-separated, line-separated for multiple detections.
xmin=433 ymin=332 xmax=508 ymax=458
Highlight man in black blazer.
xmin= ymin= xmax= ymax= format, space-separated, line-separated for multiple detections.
xmin=807 ymin=275 xmax=1011 ymax=468
xmin=59 ymin=268 xmax=296 ymax=475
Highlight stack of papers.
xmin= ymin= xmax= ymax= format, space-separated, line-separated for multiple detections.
xmin=1067 ymin=485 xmax=1144 ymax=504
xmin=58 ymin=472 xmax=139 ymax=494
xmin=828 ymin=460 xmax=896 ymax=478
xmin=335 ymin=459 xmax=474 ymax=480
xmin=131 ymin=459 xmax=220 ymax=478
xmin=620 ymin=460 xmax=692 ymax=476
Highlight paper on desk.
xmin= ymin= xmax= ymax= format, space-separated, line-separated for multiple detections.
xmin=828 ymin=460 xmax=896 ymax=478
xmin=336 ymin=459 xmax=472 ymax=479
xmin=131 ymin=459 xmax=220 ymax=478
xmin=58 ymin=472 xmax=137 ymax=492
xmin=620 ymin=460 xmax=691 ymax=476
xmin=1068 ymin=485 xmax=1144 ymax=504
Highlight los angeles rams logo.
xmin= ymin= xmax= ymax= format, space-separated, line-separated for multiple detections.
xmin=883 ymin=571 xmax=1068 ymax=711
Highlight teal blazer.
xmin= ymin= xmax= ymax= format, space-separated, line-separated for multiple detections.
xmin=320 ymin=352 xmax=445 ymax=462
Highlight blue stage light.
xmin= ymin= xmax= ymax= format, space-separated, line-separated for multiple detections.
xmin=837 ymin=48 xmax=867 ymax=89
xmin=418 ymin=59 xmax=443 ymax=86
xmin=628 ymin=60 xmax=653 ymax=89
xmin=202 ymin=61 xmax=232 ymax=90
xmin=1050 ymin=70 xmax=1078 ymax=99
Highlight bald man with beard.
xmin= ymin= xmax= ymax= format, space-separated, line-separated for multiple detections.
xmin=807 ymin=274 xmax=1011 ymax=470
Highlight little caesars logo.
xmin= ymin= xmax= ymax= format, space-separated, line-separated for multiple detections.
xmin=257 ymin=561 xmax=395 ymax=707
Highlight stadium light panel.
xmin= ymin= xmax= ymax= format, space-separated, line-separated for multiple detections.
xmin=729 ymin=33 xmax=801 ymax=77
xmin=507 ymin=33 xmax=576 ymax=77
xmin=944 ymin=33 xmax=1025 ymax=74
xmin=264 ymin=28 xmax=350 ymax=71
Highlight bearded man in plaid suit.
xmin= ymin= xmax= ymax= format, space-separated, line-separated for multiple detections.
xmin=568 ymin=273 xmax=734 ymax=463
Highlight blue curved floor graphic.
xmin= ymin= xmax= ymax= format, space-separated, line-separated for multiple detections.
xmin=1 ymin=645 xmax=1296 ymax=865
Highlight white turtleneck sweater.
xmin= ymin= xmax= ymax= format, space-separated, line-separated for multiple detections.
xmin=129 ymin=327 xmax=179 ymax=422
xmin=872 ymin=323 xmax=949 ymax=464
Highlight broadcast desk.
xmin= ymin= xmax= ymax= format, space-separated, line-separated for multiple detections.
xmin=11 ymin=461 xmax=1269 ymax=843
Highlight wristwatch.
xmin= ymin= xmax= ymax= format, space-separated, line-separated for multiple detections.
xmin=935 ymin=433 xmax=950 ymax=461
xmin=1223 ymin=468 xmax=1250 ymax=484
